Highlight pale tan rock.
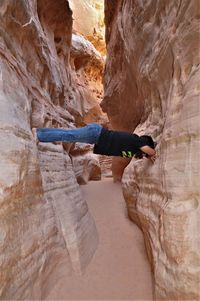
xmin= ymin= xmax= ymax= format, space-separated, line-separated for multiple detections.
xmin=70 ymin=142 xmax=101 ymax=184
xmin=69 ymin=0 xmax=104 ymax=36
xmin=0 ymin=0 xmax=100 ymax=299
xmin=104 ymin=0 xmax=200 ymax=299
xmin=72 ymin=154 xmax=101 ymax=184
xmin=70 ymin=143 xmax=112 ymax=180
xmin=38 ymin=143 xmax=98 ymax=273
xmin=98 ymin=155 xmax=113 ymax=178
xmin=68 ymin=0 xmax=105 ymax=54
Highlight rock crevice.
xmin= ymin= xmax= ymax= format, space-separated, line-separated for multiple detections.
xmin=103 ymin=0 xmax=200 ymax=299
xmin=0 ymin=0 xmax=105 ymax=299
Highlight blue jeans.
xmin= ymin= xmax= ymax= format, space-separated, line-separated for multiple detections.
xmin=36 ymin=123 xmax=103 ymax=144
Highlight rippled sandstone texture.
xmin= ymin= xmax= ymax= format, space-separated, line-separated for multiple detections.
xmin=104 ymin=0 xmax=200 ymax=300
xmin=0 ymin=0 xmax=104 ymax=299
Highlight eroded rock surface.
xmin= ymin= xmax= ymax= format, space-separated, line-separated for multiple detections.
xmin=0 ymin=0 xmax=103 ymax=299
xmin=70 ymin=33 xmax=107 ymax=126
xmin=104 ymin=0 xmax=200 ymax=300
xmin=70 ymin=143 xmax=101 ymax=184
xmin=38 ymin=143 xmax=98 ymax=273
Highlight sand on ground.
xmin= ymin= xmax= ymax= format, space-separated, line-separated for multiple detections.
xmin=46 ymin=178 xmax=153 ymax=300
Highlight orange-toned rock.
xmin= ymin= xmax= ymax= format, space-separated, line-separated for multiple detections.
xmin=68 ymin=0 xmax=106 ymax=55
xmin=70 ymin=33 xmax=107 ymax=126
xmin=104 ymin=0 xmax=200 ymax=299
xmin=112 ymin=157 xmax=131 ymax=183
xmin=0 ymin=0 xmax=100 ymax=299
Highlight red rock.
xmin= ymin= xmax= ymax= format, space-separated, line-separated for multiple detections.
xmin=0 ymin=0 xmax=105 ymax=298
xmin=104 ymin=0 xmax=200 ymax=299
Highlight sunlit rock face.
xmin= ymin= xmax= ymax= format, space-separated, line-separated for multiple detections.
xmin=0 ymin=0 xmax=99 ymax=299
xmin=68 ymin=0 xmax=107 ymax=126
xmin=70 ymin=33 xmax=107 ymax=126
xmin=69 ymin=0 xmax=104 ymax=37
xmin=68 ymin=0 xmax=105 ymax=55
xmin=104 ymin=0 xmax=200 ymax=300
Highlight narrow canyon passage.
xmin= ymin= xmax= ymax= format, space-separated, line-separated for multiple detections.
xmin=1 ymin=0 xmax=199 ymax=299
xmin=46 ymin=178 xmax=153 ymax=300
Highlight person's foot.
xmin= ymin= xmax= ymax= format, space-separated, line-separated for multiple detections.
xmin=32 ymin=128 xmax=39 ymax=145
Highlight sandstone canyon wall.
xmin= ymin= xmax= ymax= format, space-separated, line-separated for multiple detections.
xmin=0 ymin=0 xmax=105 ymax=299
xmin=103 ymin=0 xmax=200 ymax=300
xmin=68 ymin=0 xmax=105 ymax=55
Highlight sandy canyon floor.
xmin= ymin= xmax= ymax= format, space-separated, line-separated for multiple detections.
xmin=46 ymin=178 xmax=153 ymax=300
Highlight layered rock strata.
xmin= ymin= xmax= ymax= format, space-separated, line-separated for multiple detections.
xmin=38 ymin=143 xmax=98 ymax=273
xmin=0 ymin=0 xmax=104 ymax=299
xmin=104 ymin=0 xmax=200 ymax=300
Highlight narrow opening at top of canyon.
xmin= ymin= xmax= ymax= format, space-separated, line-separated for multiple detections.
xmin=2 ymin=0 xmax=199 ymax=300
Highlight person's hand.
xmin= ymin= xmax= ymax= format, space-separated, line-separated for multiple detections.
xmin=149 ymin=153 xmax=157 ymax=163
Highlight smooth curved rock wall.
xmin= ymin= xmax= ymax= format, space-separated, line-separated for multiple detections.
xmin=104 ymin=0 xmax=200 ymax=300
xmin=0 ymin=0 xmax=100 ymax=299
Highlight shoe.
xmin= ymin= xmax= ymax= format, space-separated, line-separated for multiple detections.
xmin=32 ymin=128 xmax=39 ymax=145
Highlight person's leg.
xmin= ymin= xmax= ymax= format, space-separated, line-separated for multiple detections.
xmin=36 ymin=123 xmax=102 ymax=144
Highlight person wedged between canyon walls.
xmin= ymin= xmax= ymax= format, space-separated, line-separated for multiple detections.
xmin=32 ymin=123 xmax=157 ymax=162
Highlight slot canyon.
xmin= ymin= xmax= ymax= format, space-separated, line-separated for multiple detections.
xmin=0 ymin=0 xmax=199 ymax=300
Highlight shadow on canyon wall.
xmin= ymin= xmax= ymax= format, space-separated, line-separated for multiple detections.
xmin=0 ymin=0 xmax=199 ymax=300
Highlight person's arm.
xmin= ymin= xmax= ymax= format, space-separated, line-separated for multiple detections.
xmin=140 ymin=145 xmax=156 ymax=156
xmin=140 ymin=145 xmax=156 ymax=162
